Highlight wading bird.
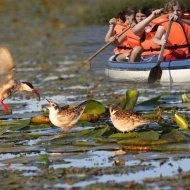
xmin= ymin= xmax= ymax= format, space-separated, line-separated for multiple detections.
xmin=0 ymin=47 xmax=40 ymax=112
xmin=109 ymin=104 xmax=149 ymax=133
xmin=45 ymin=99 xmax=86 ymax=132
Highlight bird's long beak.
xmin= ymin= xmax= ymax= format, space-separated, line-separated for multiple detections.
xmin=32 ymin=89 xmax=40 ymax=101
xmin=43 ymin=99 xmax=51 ymax=109
xmin=46 ymin=99 xmax=50 ymax=103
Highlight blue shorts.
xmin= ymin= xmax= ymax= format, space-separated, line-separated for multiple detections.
xmin=140 ymin=54 xmax=159 ymax=62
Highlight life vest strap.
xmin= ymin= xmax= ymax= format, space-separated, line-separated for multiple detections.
xmin=144 ymin=44 xmax=190 ymax=52
xmin=117 ymin=46 xmax=132 ymax=50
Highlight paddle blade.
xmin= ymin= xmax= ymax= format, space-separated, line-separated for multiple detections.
xmin=147 ymin=65 xmax=162 ymax=84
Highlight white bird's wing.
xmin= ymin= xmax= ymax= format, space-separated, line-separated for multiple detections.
xmin=0 ymin=47 xmax=14 ymax=85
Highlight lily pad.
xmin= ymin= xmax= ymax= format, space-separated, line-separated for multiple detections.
xmin=83 ymin=99 xmax=106 ymax=114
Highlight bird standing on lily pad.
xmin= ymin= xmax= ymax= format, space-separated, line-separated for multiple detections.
xmin=45 ymin=99 xmax=86 ymax=132
xmin=0 ymin=47 xmax=40 ymax=112
xmin=109 ymin=104 xmax=149 ymax=133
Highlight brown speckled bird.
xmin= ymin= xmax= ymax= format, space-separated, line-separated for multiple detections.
xmin=0 ymin=47 xmax=40 ymax=112
xmin=109 ymin=104 xmax=149 ymax=133
xmin=45 ymin=99 xmax=86 ymax=132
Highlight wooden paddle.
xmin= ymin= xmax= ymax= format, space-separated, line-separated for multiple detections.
xmin=82 ymin=25 xmax=131 ymax=69
xmin=147 ymin=19 xmax=173 ymax=84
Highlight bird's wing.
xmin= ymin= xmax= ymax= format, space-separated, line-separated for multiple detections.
xmin=0 ymin=47 xmax=14 ymax=85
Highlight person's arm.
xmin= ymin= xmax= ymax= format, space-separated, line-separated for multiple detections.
xmin=105 ymin=18 xmax=117 ymax=43
xmin=133 ymin=8 xmax=163 ymax=37
xmin=178 ymin=18 xmax=190 ymax=26
xmin=152 ymin=25 xmax=166 ymax=45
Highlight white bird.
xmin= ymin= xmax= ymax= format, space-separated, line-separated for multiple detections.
xmin=45 ymin=100 xmax=86 ymax=132
xmin=109 ymin=104 xmax=149 ymax=133
xmin=0 ymin=47 xmax=40 ymax=112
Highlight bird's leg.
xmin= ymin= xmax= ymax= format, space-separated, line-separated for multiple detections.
xmin=62 ymin=126 xmax=73 ymax=133
xmin=0 ymin=100 xmax=9 ymax=112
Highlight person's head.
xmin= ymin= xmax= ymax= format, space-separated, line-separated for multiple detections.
xmin=135 ymin=6 xmax=150 ymax=23
xmin=164 ymin=0 xmax=186 ymax=17
xmin=116 ymin=7 xmax=136 ymax=23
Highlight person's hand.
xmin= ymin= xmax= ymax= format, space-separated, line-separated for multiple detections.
xmin=152 ymin=8 xmax=164 ymax=18
xmin=109 ymin=18 xmax=117 ymax=25
xmin=108 ymin=35 xmax=117 ymax=43
xmin=160 ymin=39 xmax=167 ymax=46
xmin=168 ymin=13 xmax=178 ymax=21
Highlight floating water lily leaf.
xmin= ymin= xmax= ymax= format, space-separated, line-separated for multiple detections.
xmin=0 ymin=126 xmax=11 ymax=135
xmin=79 ymin=113 xmax=100 ymax=121
xmin=121 ymin=89 xmax=139 ymax=111
xmin=0 ymin=120 xmax=8 ymax=126
xmin=109 ymin=132 xmax=146 ymax=139
xmin=73 ymin=141 xmax=96 ymax=146
xmin=118 ymin=139 xmax=176 ymax=145
xmin=9 ymin=118 xmax=31 ymax=131
xmin=117 ymin=130 xmax=160 ymax=145
xmin=181 ymin=93 xmax=190 ymax=103
xmin=81 ymin=126 xmax=112 ymax=138
xmin=83 ymin=99 xmax=106 ymax=114
xmin=141 ymin=113 xmax=158 ymax=119
xmin=174 ymin=113 xmax=189 ymax=130
xmin=135 ymin=130 xmax=160 ymax=140
xmin=160 ymin=129 xmax=190 ymax=142
xmin=95 ymin=137 xmax=117 ymax=143
xmin=137 ymin=95 xmax=161 ymax=106
xmin=31 ymin=116 xmax=50 ymax=124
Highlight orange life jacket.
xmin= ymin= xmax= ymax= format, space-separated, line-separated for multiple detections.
xmin=161 ymin=21 xmax=190 ymax=56
xmin=140 ymin=30 xmax=161 ymax=56
xmin=126 ymin=28 xmax=141 ymax=48
xmin=113 ymin=24 xmax=132 ymax=54
xmin=142 ymin=14 xmax=190 ymax=56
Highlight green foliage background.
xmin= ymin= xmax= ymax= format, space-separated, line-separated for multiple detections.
xmin=0 ymin=0 xmax=189 ymax=27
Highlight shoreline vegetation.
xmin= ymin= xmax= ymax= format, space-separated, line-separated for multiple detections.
xmin=0 ymin=0 xmax=189 ymax=28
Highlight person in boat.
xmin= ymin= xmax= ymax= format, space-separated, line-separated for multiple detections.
xmin=105 ymin=7 xmax=137 ymax=62
xmin=128 ymin=6 xmax=151 ymax=62
xmin=132 ymin=8 xmax=164 ymax=62
xmin=153 ymin=0 xmax=190 ymax=61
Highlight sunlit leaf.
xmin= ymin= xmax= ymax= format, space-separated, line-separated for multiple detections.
xmin=121 ymin=89 xmax=139 ymax=111
xmin=0 ymin=120 xmax=8 ymax=126
xmin=31 ymin=116 xmax=50 ymax=124
xmin=181 ymin=93 xmax=190 ymax=103
xmin=83 ymin=99 xmax=106 ymax=115
xmin=174 ymin=113 xmax=189 ymax=130
xmin=79 ymin=113 xmax=100 ymax=121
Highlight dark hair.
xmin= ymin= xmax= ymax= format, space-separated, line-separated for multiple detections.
xmin=116 ymin=7 xmax=137 ymax=22
xmin=136 ymin=6 xmax=151 ymax=17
